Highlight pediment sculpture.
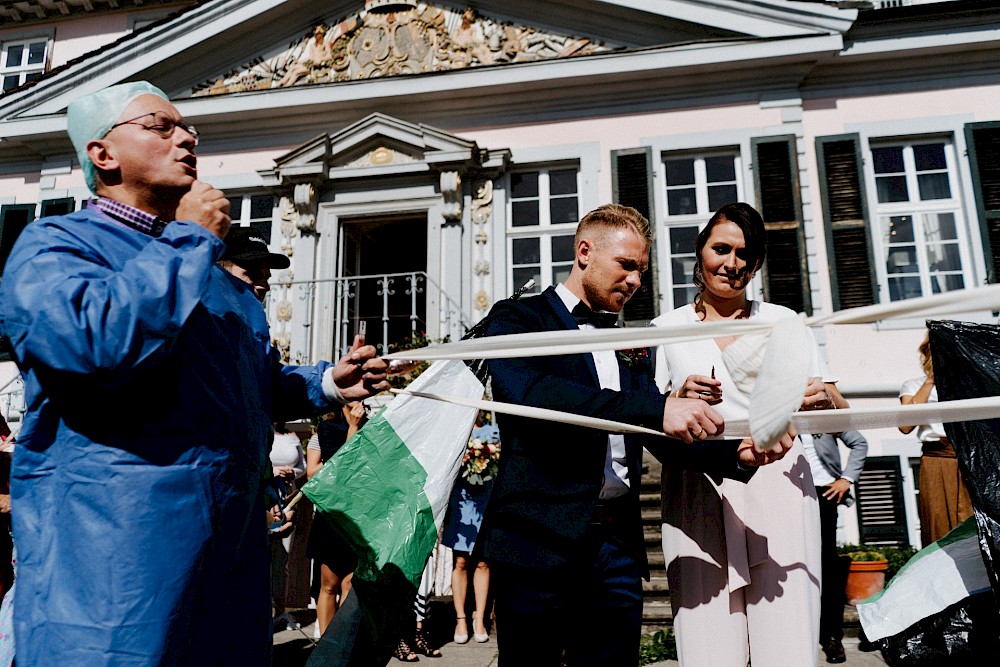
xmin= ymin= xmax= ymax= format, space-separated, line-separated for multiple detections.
xmin=192 ymin=3 xmax=609 ymax=96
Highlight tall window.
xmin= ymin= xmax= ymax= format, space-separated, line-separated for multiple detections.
xmin=228 ymin=194 xmax=274 ymax=241
xmin=1 ymin=38 xmax=47 ymax=92
xmin=871 ymin=140 xmax=968 ymax=301
xmin=508 ymin=166 xmax=579 ymax=294
xmin=661 ymin=152 xmax=742 ymax=308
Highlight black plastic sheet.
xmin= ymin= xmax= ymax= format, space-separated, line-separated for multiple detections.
xmin=928 ymin=320 xmax=1000 ymax=602
xmin=879 ymin=592 xmax=1000 ymax=666
xmin=878 ymin=319 xmax=1000 ymax=664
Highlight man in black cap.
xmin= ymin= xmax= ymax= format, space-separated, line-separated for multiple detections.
xmin=220 ymin=227 xmax=291 ymax=302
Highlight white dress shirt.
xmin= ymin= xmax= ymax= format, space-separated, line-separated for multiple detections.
xmin=555 ymin=284 xmax=629 ymax=499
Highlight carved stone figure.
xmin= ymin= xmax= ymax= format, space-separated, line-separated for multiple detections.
xmin=450 ymin=8 xmax=493 ymax=66
xmin=276 ymin=25 xmax=334 ymax=88
xmin=192 ymin=4 xmax=608 ymax=97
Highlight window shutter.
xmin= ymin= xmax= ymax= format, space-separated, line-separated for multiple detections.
xmin=612 ymin=148 xmax=659 ymax=323
xmin=752 ymin=136 xmax=811 ymax=315
xmin=816 ymin=134 xmax=876 ymax=310
xmin=0 ymin=204 xmax=36 ymax=275
xmin=965 ymin=123 xmax=1000 ymax=283
xmin=854 ymin=456 xmax=911 ymax=548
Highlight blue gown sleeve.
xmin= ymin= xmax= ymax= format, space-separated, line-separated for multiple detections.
xmin=0 ymin=217 xmax=223 ymax=384
xmin=270 ymin=344 xmax=337 ymax=422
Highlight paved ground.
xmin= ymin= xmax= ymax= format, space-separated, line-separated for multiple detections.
xmin=274 ymin=613 xmax=888 ymax=666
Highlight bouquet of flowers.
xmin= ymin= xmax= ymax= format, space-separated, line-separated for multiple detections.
xmin=460 ymin=432 xmax=501 ymax=486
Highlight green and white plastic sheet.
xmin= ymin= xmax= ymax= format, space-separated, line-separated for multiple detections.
xmin=857 ymin=518 xmax=990 ymax=641
xmin=301 ymin=359 xmax=482 ymax=586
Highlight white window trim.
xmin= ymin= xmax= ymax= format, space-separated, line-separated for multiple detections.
xmin=655 ymin=147 xmax=762 ymax=312
xmin=1 ymin=36 xmax=49 ymax=92
xmin=227 ymin=191 xmax=277 ymax=243
xmin=865 ymin=135 xmax=974 ymax=304
xmin=662 ymin=150 xmax=744 ymax=223
xmin=506 ymin=163 xmax=581 ymax=293
xmin=846 ymin=114 xmax=987 ymax=310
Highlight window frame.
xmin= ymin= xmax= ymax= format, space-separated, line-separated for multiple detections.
xmin=227 ymin=192 xmax=276 ymax=243
xmin=1 ymin=36 xmax=49 ymax=93
xmin=657 ymin=148 xmax=753 ymax=312
xmin=866 ymin=136 xmax=973 ymax=303
xmin=506 ymin=163 xmax=581 ymax=295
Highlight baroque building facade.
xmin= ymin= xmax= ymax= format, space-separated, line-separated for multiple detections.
xmin=1 ymin=0 xmax=999 ymax=546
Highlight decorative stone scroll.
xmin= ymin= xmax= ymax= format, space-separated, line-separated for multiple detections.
xmin=293 ymin=182 xmax=317 ymax=232
xmin=440 ymin=171 xmax=462 ymax=221
xmin=192 ymin=4 xmax=609 ymax=97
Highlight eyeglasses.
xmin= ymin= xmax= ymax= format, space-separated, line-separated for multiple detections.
xmin=107 ymin=111 xmax=199 ymax=145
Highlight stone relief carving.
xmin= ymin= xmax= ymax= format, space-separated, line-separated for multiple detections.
xmin=342 ymin=145 xmax=417 ymax=169
xmin=273 ymin=334 xmax=292 ymax=364
xmin=474 ymin=290 xmax=490 ymax=311
xmin=192 ymin=4 xmax=608 ymax=96
xmin=471 ymin=178 xmax=493 ymax=314
xmin=271 ymin=197 xmax=300 ymax=363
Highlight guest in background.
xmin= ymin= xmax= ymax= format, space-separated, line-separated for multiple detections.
xmin=269 ymin=423 xmax=309 ymax=631
xmin=899 ymin=333 xmax=973 ymax=546
xmin=0 ymin=417 xmax=14 ymax=665
xmin=802 ymin=431 xmax=869 ymax=664
xmin=410 ymin=556 xmax=444 ymax=659
xmin=306 ymin=402 xmax=366 ymax=635
xmin=652 ymin=202 xmax=847 ymax=667
xmin=442 ymin=412 xmax=498 ymax=645
xmin=0 ymin=417 xmax=12 ymax=598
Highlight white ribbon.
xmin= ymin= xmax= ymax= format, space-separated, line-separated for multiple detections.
xmin=389 ymin=388 xmax=665 ymax=437
xmin=382 ymin=284 xmax=1000 ymax=448
xmin=383 ymin=284 xmax=1000 ymax=362
xmin=394 ymin=392 xmax=1000 ymax=440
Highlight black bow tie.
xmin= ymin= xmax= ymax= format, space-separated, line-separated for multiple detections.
xmin=572 ymin=302 xmax=619 ymax=328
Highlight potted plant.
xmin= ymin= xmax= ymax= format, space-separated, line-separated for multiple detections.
xmin=839 ymin=546 xmax=889 ymax=605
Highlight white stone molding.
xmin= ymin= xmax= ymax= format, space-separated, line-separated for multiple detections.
xmin=293 ymin=182 xmax=318 ymax=232
xmin=440 ymin=170 xmax=462 ymax=221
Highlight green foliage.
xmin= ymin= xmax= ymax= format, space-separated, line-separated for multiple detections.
xmin=883 ymin=545 xmax=918 ymax=580
xmin=842 ymin=549 xmax=887 ymax=562
xmin=638 ymin=629 xmax=677 ymax=665
xmin=837 ymin=543 xmax=918 ymax=574
xmin=837 ymin=543 xmax=918 ymax=581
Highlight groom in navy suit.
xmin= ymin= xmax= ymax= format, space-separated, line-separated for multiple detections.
xmin=478 ymin=204 xmax=790 ymax=666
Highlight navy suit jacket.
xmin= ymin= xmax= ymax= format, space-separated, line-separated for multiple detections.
xmin=477 ymin=286 xmax=751 ymax=578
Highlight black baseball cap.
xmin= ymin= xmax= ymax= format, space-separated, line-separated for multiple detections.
xmin=221 ymin=227 xmax=290 ymax=269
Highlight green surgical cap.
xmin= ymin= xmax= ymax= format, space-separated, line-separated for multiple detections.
xmin=67 ymin=81 xmax=169 ymax=193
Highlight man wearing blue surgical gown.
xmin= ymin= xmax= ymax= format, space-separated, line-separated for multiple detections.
xmin=0 ymin=82 xmax=389 ymax=666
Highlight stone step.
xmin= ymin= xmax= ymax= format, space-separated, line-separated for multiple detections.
xmin=639 ymin=603 xmax=864 ymax=634
xmin=642 ymin=576 xmax=670 ymax=594
xmin=639 ymin=491 xmax=660 ymax=506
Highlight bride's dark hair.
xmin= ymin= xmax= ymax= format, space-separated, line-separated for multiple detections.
xmin=691 ymin=202 xmax=767 ymax=314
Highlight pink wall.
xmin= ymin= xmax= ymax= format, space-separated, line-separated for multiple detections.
xmin=50 ymin=14 xmax=130 ymax=69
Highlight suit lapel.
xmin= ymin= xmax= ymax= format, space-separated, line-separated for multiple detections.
xmin=542 ymin=286 xmax=600 ymax=386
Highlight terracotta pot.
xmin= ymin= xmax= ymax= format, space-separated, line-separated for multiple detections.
xmin=845 ymin=559 xmax=888 ymax=605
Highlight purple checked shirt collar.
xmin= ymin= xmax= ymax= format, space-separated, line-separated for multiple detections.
xmin=90 ymin=197 xmax=168 ymax=237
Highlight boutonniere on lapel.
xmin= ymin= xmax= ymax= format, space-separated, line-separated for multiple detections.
xmin=617 ymin=347 xmax=650 ymax=370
